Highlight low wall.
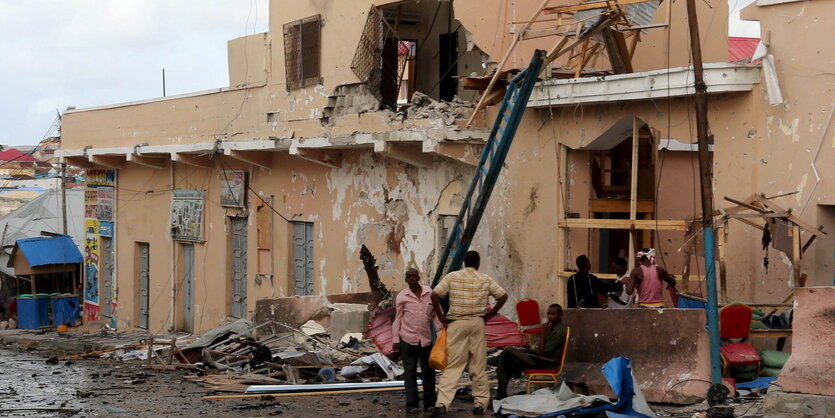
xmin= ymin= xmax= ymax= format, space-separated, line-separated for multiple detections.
xmin=778 ymin=286 xmax=835 ymax=396
xmin=562 ymin=308 xmax=711 ymax=404
xmin=253 ymin=292 xmax=379 ymax=331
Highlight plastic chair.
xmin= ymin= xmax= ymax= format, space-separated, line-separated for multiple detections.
xmin=515 ymin=298 xmax=542 ymax=346
xmin=719 ymin=303 xmax=760 ymax=376
xmin=522 ymin=327 xmax=570 ymax=393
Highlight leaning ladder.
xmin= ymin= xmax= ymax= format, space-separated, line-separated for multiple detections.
xmin=431 ymin=50 xmax=546 ymax=287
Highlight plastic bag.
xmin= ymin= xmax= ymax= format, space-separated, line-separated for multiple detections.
xmin=428 ymin=329 xmax=447 ymax=370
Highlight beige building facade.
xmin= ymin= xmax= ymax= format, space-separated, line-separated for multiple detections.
xmin=59 ymin=0 xmax=834 ymax=333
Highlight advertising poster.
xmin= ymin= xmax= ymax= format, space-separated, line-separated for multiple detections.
xmin=84 ymin=189 xmax=98 ymax=218
xmin=220 ymin=170 xmax=246 ymax=208
xmin=171 ymin=190 xmax=205 ymax=241
xmin=96 ymin=186 xmax=114 ymax=221
xmin=84 ymin=219 xmax=100 ymax=304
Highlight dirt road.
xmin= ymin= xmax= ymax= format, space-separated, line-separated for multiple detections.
xmin=0 ymin=348 xmax=488 ymax=417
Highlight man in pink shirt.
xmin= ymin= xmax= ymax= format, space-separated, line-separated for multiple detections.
xmin=392 ymin=268 xmax=441 ymax=414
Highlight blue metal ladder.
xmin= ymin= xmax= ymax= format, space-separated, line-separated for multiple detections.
xmin=431 ymin=50 xmax=546 ymax=287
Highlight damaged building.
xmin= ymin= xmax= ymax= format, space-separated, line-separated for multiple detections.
xmin=57 ymin=0 xmax=834 ymax=405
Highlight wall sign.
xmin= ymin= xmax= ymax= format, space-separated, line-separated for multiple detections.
xmin=96 ymin=187 xmax=114 ymax=221
xmin=171 ymin=190 xmax=205 ymax=242
xmin=220 ymin=170 xmax=246 ymax=208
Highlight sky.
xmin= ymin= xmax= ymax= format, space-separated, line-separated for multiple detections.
xmin=0 ymin=0 xmax=758 ymax=147
xmin=0 ymin=0 xmax=268 ymax=146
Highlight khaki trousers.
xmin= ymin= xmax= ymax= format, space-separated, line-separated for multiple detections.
xmin=435 ymin=317 xmax=490 ymax=409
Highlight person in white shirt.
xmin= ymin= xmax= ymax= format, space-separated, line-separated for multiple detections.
xmin=608 ymin=257 xmax=636 ymax=308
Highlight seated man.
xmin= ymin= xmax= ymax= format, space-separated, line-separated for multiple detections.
xmin=495 ymin=304 xmax=567 ymax=399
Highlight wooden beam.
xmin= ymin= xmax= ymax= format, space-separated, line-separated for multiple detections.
xmin=289 ymin=148 xmax=342 ymax=169
xmin=544 ymin=0 xmax=654 ymax=14
xmin=375 ymin=143 xmax=433 ymax=168
xmin=628 ymin=117 xmax=640 ymax=267
xmin=601 ymin=27 xmax=633 ymax=73
xmin=465 ymin=0 xmax=554 ymax=127
xmin=224 ymin=150 xmax=272 ymax=169
xmin=724 ymin=196 xmax=768 ymax=213
xmin=461 ymin=75 xmax=509 ymax=91
xmin=432 ymin=142 xmax=482 ymax=166
xmin=801 ymin=235 xmax=817 ymax=255
xmin=558 ymin=218 xmax=688 ymax=231
xmin=717 ymin=225 xmax=728 ymax=303
xmin=172 ymin=153 xmax=212 ymax=168
xmin=127 ymin=153 xmax=168 ymax=169
xmin=589 ymin=199 xmax=654 ymax=213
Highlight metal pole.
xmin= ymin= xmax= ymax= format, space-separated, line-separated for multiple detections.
xmin=61 ymin=162 xmax=68 ymax=235
xmin=685 ymin=0 xmax=722 ymax=386
xmin=162 ymin=68 xmax=167 ymax=97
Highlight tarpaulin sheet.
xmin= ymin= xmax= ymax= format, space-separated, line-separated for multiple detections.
xmin=366 ymin=307 xmax=525 ymax=356
xmin=540 ymin=357 xmax=656 ymax=418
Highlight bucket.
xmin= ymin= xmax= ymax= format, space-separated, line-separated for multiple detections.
xmin=57 ymin=325 xmax=69 ymax=332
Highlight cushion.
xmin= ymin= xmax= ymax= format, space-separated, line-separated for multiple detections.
xmin=721 ymin=343 xmax=760 ymax=366
xmin=522 ymin=327 xmax=542 ymax=335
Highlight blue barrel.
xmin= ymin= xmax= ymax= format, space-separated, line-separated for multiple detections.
xmin=51 ymin=295 xmax=80 ymax=326
xmin=17 ymin=296 xmax=50 ymax=329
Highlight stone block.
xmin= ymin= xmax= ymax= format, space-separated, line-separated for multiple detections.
xmin=764 ymin=385 xmax=835 ymax=417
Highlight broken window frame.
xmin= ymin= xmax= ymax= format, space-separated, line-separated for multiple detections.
xmin=351 ymin=7 xmax=409 ymax=110
xmin=283 ymin=14 xmax=323 ymax=91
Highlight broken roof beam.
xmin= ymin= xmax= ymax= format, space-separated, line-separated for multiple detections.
xmin=289 ymin=148 xmax=342 ymax=169
xmin=601 ymin=27 xmax=634 ymax=73
xmin=374 ymin=142 xmax=433 ymax=168
xmin=223 ymin=149 xmax=273 ymax=169
xmin=127 ymin=153 xmax=168 ymax=169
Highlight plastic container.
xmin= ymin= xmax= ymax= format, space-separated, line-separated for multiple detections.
xmin=17 ymin=296 xmax=50 ymax=329
xmin=51 ymin=295 xmax=80 ymax=327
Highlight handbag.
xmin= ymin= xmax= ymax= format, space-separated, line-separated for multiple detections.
xmin=428 ymin=328 xmax=447 ymax=370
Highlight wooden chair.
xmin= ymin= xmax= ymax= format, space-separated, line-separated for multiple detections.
xmin=719 ymin=303 xmax=760 ymax=377
xmin=515 ymin=298 xmax=542 ymax=346
xmin=522 ymin=327 xmax=570 ymax=393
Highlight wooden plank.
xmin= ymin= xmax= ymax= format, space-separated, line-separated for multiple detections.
xmin=724 ymin=196 xmax=768 ymax=213
xmin=801 ymin=235 xmax=817 ymax=255
xmin=628 ymin=117 xmax=639 ymax=269
xmin=465 ymin=0 xmax=554 ymax=127
xmin=544 ymin=0 xmax=654 ymax=14
xmin=559 ymin=271 xmax=707 ymax=280
xmin=717 ymin=225 xmax=728 ymax=303
xmin=461 ymin=75 xmax=509 ymax=91
xmin=601 ymin=27 xmax=633 ymax=73
xmin=574 ymin=39 xmax=590 ymax=78
xmin=589 ymin=199 xmax=654 ymax=213
xmin=558 ymin=218 xmax=688 ymax=231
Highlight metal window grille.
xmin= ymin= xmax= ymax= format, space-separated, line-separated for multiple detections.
xmin=284 ymin=14 xmax=322 ymax=90
xmin=351 ymin=7 xmax=408 ymax=110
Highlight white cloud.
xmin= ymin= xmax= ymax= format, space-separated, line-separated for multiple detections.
xmin=0 ymin=0 xmax=268 ymax=145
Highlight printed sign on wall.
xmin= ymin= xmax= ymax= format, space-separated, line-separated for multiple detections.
xmin=84 ymin=219 xmax=100 ymax=304
xmin=220 ymin=170 xmax=246 ymax=208
xmin=96 ymin=187 xmax=114 ymax=221
xmin=171 ymin=190 xmax=205 ymax=242
xmin=86 ymin=169 xmax=116 ymax=186
xmin=84 ymin=189 xmax=98 ymax=218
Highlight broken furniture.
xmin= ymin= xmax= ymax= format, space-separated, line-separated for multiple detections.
xmin=523 ymin=327 xmax=571 ymax=393
xmin=719 ymin=303 xmax=760 ymax=378
xmin=515 ymin=298 xmax=543 ymax=346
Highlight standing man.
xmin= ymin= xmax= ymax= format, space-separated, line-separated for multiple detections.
xmin=630 ymin=248 xmax=676 ymax=308
xmin=392 ymin=268 xmax=440 ymax=414
xmin=567 ymin=255 xmax=620 ymax=308
xmin=495 ymin=304 xmax=567 ymax=399
xmin=428 ymin=251 xmax=508 ymax=416
xmin=608 ymin=257 xmax=636 ymax=308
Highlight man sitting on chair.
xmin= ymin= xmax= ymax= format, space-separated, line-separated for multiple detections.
xmin=495 ymin=304 xmax=567 ymax=400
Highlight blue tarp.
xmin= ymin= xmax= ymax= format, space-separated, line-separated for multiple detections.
xmin=736 ymin=376 xmax=777 ymax=389
xmin=540 ymin=357 xmax=655 ymax=418
xmin=13 ymin=235 xmax=83 ymax=267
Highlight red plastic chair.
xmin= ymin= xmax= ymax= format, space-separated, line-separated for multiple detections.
xmin=515 ymin=298 xmax=542 ymax=346
xmin=522 ymin=327 xmax=571 ymax=393
xmin=719 ymin=303 xmax=760 ymax=376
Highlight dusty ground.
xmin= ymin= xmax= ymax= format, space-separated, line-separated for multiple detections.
xmin=0 ymin=346 xmax=494 ymax=417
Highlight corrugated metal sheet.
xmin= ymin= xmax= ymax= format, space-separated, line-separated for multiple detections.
xmin=576 ymin=0 xmax=661 ymax=43
xmin=728 ymin=36 xmax=760 ymax=62
xmin=12 ymin=235 xmax=83 ymax=267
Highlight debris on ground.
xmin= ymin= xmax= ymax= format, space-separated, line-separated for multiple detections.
xmin=402 ymin=92 xmax=474 ymax=125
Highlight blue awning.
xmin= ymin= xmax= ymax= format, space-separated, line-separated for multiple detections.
xmin=9 ymin=235 xmax=83 ymax=267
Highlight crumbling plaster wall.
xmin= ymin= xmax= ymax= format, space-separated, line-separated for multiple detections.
xmin=452 ymin=0 xmax=727 ymax=73
xmin=716 ymin=0 xmax=835 ymax=300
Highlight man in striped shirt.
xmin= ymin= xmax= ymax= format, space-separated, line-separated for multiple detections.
xmin=428 ymin=250 xmax=508 ymax=416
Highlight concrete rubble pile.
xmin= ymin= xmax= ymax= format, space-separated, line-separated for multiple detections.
xmin=403 ymin=92 xmax=474 ymax=125
xmin=134 ymin=305 xmax=399 ymax=394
